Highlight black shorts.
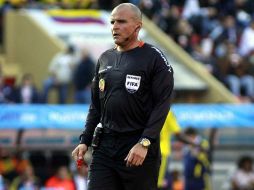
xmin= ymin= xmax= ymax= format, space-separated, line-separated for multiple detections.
xmin=87 ymin=130 xmax=161 ymax=190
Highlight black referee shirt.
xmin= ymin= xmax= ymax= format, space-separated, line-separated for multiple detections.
xmin=81 ymin=42 xmax=174 ymax=146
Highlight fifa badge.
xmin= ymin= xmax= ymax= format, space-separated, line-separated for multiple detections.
xmin=99 ymin=79 xmax=105 ymax=92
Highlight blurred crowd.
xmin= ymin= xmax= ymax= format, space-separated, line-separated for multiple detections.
xmin=135 ymin=0 xmax=254 ymax=103
xmin=145 ymin=0 xmax=254 ymax=102
xmin=0 ymin=45 xmax=95 ymax=104
xmin=1 ymin=144 xmax=254 ymax=190
xmin=0 ymin=147 xmax=89 ymax=190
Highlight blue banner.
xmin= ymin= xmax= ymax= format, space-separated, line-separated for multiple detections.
xmin=0 ymin=104 xmax=89 ymax=129
xmin=0 ymin=104 xmax=254 ymax=129
xmin=172 ymin=104 xmax=254 ymax=128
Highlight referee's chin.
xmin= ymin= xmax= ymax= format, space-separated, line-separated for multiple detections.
xmin=114 ymin=38 xmax=127 ymax=46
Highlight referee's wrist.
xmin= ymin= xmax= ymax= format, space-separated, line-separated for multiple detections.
xmin=139 ymin=136 xmax=154 ymax=143
xmin=79 ymin=134 xmax=90 ymax=146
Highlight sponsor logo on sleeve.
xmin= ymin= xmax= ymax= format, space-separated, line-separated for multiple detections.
xmin=151 ymin=47 xmax=172 ymax=72
xmin=125 ymin=75 xmax=141 ymax=93
xmin=98 ymin=66 xmax=112 ymax=74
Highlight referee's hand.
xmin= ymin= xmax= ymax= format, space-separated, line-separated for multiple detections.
xmin=124 ymin=143 xmax=148 ymax=167
xmin=72 ymin=144 xmax=88 ymax=161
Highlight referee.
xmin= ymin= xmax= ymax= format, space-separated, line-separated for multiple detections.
xmin=72 ymin=3 xmax=174 ymax=190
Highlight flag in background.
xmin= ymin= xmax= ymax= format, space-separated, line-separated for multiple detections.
xmin=47 ymin=9 xmax=105 ymax=25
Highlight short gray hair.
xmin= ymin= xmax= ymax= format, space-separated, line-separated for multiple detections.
xmin=113 ymin=3 xmax=142 ymax=22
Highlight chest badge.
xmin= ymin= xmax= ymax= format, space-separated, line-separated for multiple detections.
xmin=99 ymin=79 xmax=105 ymax=92
xmin=125 ymin=75 xmax=141 ymax=93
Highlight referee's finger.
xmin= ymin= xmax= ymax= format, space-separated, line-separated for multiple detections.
xmin=78 ymin=149 xmax=84 ymax=160
xmin=130 ymin=156 xmax=138 ymax=166
xmin=136 ymin=161 xmax=141 ymax=166
xmin=124 ymin=152 xmax=130 ymax=161
xmin=72 ymin=148 xmax=78 ymax=161
xmin=126 ymin=153 xmax=134 ymax=167
xmin=139 ymin=158 xmax=144 ymax=165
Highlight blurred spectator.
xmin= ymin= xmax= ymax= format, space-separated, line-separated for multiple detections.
xmin=239 ymin=19 xmax=254 ymax=57
xmin=10 ymin=164 xmax=41 ymax=190
xmin=73 ymin=163 xmax=88 ymax=190
xmin=210 ymin=15 xmax=240 ymax=51
xmin=191 ymin=43 xmax=216 ymax=74
xmin=235 ymin=1 xmax=252 ymax=28
xmin=182 ymin=0 xmax=204 ymax=20
xmin=29 ymin=151 xmax=49 ymax=185
xmin=139 ymin=0 xmax=160 ymax=20
xmin=12 ymin=73 xmax=40 ymax=104
xmin=13 ymin=151 xmax=31 ymax=181
xmin=246 ymin=50 xmax=254 ymax=76
xmin=174 ymin=19 xmax=193 ymax=53
xmin=0 ymin=148 xmax=30 ymax=182
xmin=182 ymin=0 xmax=218 ymax=37
xmin=0 ymin=148 xmax=18 ymax=182
xmin=158 ymin=111 xmax=201 ymax=190
xmin=157 ymin=5 xmax=180 ymax=37
xmin=42 ymin=45 xmax=78 ymax=104
xmin=0 ymin=74 xmax=14 ymax=103
xmin=0 ymin=174 xmax=8 ymax=190
xmin=150 ymin=0 xmax=170 ymax=31
xmin=73 ymin=49 xmax=95 ymax=104
xmin=231 ymin=155 xmax=254 ymax=190
xmin=216 ymin=42 xmax=254 ymax=101
xmin=183 ymin=127 xmax=211 ymax=190
xmin=45 ymin=165 xmax=75 ymax=190
xmin=171 ymin=169 xmax=184 ymax=190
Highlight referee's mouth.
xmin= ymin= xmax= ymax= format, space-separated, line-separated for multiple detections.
xmin=113 ymin=33 xmax=120 ymax=38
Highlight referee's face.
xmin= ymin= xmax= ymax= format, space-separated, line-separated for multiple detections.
xmin=110 ymin=6 xmax=140 ymax=47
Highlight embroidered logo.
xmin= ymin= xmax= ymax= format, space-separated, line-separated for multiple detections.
xmin=125 ymin=75 xmax=141 ymax=93
xmin=99 ymin=79 xmax=105 ymax=92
